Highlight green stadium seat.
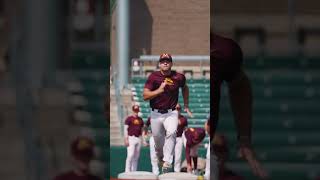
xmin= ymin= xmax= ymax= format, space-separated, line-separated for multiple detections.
xmin=221 ymin=132 xmax=320 ymax=147
xmin=71 ymin=51 xmax=109 ymax=69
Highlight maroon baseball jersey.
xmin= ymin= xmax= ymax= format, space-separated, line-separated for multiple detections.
xmin=184 ymin=127 xmax=206 ymax=147
xmin=176 ymin=114 xmax=188 ymax=137
xmin=125 ymin=115 xmax=144 ymax=137
xmin=211 ymin=33 xmax=243 ymax=139
xmin=184 ymin=127 xmax=206 ymax=164
xmin=53 ymin=171 xmax=101 ymax=180
xmin=144 ymin=71 xmax=186 ymax=109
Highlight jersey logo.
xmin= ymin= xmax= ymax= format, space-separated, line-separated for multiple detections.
xmin=78 ymin=139 xmax=91 ymax=150
xmin=165 ymin=77 xmax=174 ymax=85
xmin=133 ymin=119 xmax=140 ymax=125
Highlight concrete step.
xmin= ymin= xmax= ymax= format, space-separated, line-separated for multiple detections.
xmin=110 ymin=136 xmax=122 ymax=141
xmin=110 ymin=128 xmax=121 ymax=134
xmin=110 ymin=121 xmax=121 ymax=128
xmin=111 ymin=141 xmax=124 ymax=146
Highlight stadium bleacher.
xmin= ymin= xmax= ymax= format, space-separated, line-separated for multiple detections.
xmin=67 ymin=50 xmax=109 ymax=178
xmin=217 ymin=56 xmax=320 ymax=179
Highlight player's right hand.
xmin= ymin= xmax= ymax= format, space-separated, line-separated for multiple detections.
xmin=158 ymin=81 xmax=167 ymax=92
xmin=184 ymin=107 xmax=193 ymax=118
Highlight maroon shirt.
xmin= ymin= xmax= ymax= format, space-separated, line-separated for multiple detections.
xmin=184 ymin=127 xmax=206 ymax=164
xmin=125 ymin=115 xmax=144 ymax=137
xmin=53 ymin=171 xmax=101 ymax=180
xmin=176 ymin=114 xmax=188 ymax=137
xmin=144 ymin=71 xmax=186 ymax=109
xmin=211 ymin=33 xmax=243 ymax=140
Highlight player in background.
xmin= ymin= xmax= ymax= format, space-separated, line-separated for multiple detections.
xmin=173 ymin=103 xmax=188 ymax=172
xmin=124 ymin=104 xmax=146 ymax=172
xmin=204 ymin=117 xmax=211 ymax=179
xmin=183 ymin=127 xmax=206 ymax=174
xmin=53 ymin=137 xmax=102 ymax=180
xmin=144 ymin=117 xmax=160 ymax=175
xmin=211 ymin=33 xmax=268 ymax=179
xmin=143 ymin=53 xmax=192 ymax=173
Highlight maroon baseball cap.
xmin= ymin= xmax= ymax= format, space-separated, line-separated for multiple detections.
xmin=71 ymin=136 xmax=94 ymax=161
xmin=132 ymin=104 xmax=140 ymax=112
xmin=159 ymin=53 xmax=172 ymax=62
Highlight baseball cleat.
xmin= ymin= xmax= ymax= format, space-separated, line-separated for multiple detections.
xmin=161 ymin=162 xmax=172 ymax=174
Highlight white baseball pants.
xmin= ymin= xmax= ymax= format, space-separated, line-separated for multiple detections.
xmin=150 ymin=110 xmax=178 ymax=164
xmin=125 ymin=136 xmax=141 ymax=172
xmin=149 ymin=136 xmax=160 ymax=175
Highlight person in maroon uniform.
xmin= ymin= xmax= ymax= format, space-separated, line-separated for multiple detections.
xmin=211 ymin=32 xmax=268 ymax=179
xmin=124 ymin=104 xmax=145 ymax=172
xmin=183 ymin=127 xmax=206 ymax=173
xmin=174 ymin=103 xmax=188 ymax=172
xmin=53 ymin=137 xmax=102 ymax=180
xmin=143 ymin=53 xmax=192 ymax=173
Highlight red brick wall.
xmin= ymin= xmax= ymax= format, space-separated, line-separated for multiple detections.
xmin=111 ymin=0 xmax=209 ymax=67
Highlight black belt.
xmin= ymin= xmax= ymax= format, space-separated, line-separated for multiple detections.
xmin=151 ymin=108 xmax=175 ymax=114
xmin=129 ymin=135 xmax=141 ymax=138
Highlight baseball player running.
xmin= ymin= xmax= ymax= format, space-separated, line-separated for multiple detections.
xmin=183 ymin=127 xmax=206 ymax=173
xmin=143 ymin=53 xmax=192 ymax=173
xmin=174 ymin=103 xmax=188 ymax=172
xmin=124 ymin=104 xmax=145 ymax=172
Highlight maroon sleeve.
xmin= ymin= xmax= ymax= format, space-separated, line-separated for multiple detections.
xmin=184 ymin=130 xmax=192 ymax=165
xmin=185 ymin=129 xmax=193 ymax=147
xmin=185 ymin=145 xmax=191 ymax=165
xmin=179 ymin=73 xmax=186 ymax=87
xmin=144 ymin=74 xmax=154 ymax=90
xmin=198 ymin=129 xmax=206 ymax=142
xmin=125 ymin=117 xmax=131 ymax=125
xmin=184 ymin=117 xmax=188 ymax=127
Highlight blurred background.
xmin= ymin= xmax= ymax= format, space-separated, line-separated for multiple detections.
xmin=109 ymin=0 xmax=210 ymax=178
xmin=0 ymin=0 xmax=108 ymax=180
xmin=212 ymin=0 xmax=320 ymax=179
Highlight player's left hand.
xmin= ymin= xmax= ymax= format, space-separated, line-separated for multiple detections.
xmin=184 ymin=107 xmax=193 ymax=118
xmin=238 ymin=145 xmax=269 ymax=179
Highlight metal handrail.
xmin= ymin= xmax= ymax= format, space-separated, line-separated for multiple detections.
xmin=113 ymin=70 xmax=125 ymax=137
